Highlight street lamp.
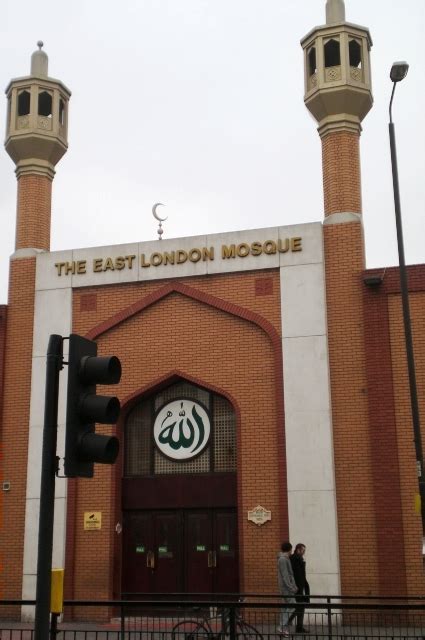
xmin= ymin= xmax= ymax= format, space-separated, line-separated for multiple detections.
xmin=389 ymin=61 xmax=425 ymax=527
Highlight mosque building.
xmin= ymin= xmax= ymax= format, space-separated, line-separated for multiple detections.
xmin=0 ymin=0 xmax=424 ymax=615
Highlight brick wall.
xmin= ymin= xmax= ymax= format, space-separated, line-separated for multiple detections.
xmin=361 ymin=266 xmax=425 ymax=594
xmin=324 ymin=222 xmax=379 ymax=594
xmin=322 ymin=131 xmax=362 ymax=215
xmin=15 ymin=175 xmax=52 ymax=251
xmin=0 ymin=305 xmax=7 ymax=600
xmin=363 ymin=277 xmax=407 ymax=595
xmin=0 ymin=258 xmax=36 ymax=599
xmin=322 ymin=127 xmax=381 ymax=594
xmin=65 ymin=270 xmax=286 ymax=601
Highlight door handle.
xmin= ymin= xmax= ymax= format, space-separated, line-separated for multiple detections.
xmin=208 ymin=551 xmax=217 ymax=568
xmin=147 ymin=550 xmax=155 ymax=569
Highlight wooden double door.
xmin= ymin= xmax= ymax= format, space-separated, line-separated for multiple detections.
xmin=122 ymin=509 xmax=238 ymax=595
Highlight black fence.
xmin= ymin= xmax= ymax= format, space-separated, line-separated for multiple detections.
xmin=0 ymin=595 xmax=424 ymax=640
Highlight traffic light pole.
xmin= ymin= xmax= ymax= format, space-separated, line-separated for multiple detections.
xmin=34 ymin=334 xmax=63 ymax=640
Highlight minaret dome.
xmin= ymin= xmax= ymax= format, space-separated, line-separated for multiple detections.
xmin=30 ymin=41 xmax=49 ymax=77
xmin=326 ymin=0 xmax=346 ymax=25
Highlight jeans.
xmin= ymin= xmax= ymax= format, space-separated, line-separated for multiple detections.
xmin=280 ymin=596 xmax=296 ymax=629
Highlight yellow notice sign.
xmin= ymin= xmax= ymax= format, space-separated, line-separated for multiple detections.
xmin=415 ymin=493 xmax=421 ymax=515
xmin=84 ymin=511 xmax=102 ymax=530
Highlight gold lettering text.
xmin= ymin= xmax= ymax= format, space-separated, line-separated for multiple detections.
xmin=55 ymin=262 xmax=66 ymax=276
xmin=151 ymin=252 xmax=163 ymax=266
xmin=250 ymin=242 xmax=262 ymax=256
xmin=141 ymin=254 xmax=150 ymax=268
xmin=125 ymin=255 xmax=136 ymax=269
xmin=163 ymin=251 xmax=175 ymax=265
xmin=291 ymin=237 xmax=302 ymax=252
xmin=278 ymin=238 xmax=289 ymax=253
xmin=263 ymin=240 xmax=277 ymax=255
xmin=176 ymin=250 xmax=188 ymax=264
xmin=65 ymin=261 xmax=76 ymax=275
xmin=222 ymin=244 xmax=236 ymax=259
xmin=237 ymin=243 xmax=250 ymax=258
xmin=76 ymin=260 xmax=87 ymax=274
xmin=202 ymin=247 xmax=215 ymax=261
xmin=93 ymin=258 xmax=103 ymax=272
xmin=115 ymin=256 xmax=125 ymax=270
xmin=189 ymin=248 xmax=202 ymax=263
xmin=103 ymin=257 xmax=115 ymax=271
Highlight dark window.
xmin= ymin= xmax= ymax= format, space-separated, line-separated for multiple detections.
xmin=7 ymin=97 xmax=11 ymax=128
xmin=308 ymin=47 xmax=317 ymax=75
xmin=125 ymin=380 xmax=236 ymax=477
xmin=324 ymin=39 xmax=341 ymax=67
xmin=59 ymin=98 xmax=65 ymax=125
xmin=38 ymin=91 xmax=52 ymax=117
xmin=18 ymin=90 xmax=30 ymax=116
xmin=349 ymin=39 xmax=362 ymax=68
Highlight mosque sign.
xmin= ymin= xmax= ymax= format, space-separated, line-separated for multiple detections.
xmin=53 ymin=236 xmax=303 ymax=276
xmin=153 ymin=399 xmax=211 ymax=461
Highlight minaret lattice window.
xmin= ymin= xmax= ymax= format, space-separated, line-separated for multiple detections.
xmin=324 ymin=38 xmax=341 ymax=81
xmin=17 ymin=90 xmax=30 ymax=116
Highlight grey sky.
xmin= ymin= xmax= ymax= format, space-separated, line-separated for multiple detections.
xmin=1 ymin=0 xmax=424 ymax=304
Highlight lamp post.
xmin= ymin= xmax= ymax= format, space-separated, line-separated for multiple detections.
xmin=389 ymin=61 xmax=425 ymax=527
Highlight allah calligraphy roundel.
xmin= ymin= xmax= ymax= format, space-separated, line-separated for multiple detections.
xmin=153 ymin=398 xmax=211 ymax=461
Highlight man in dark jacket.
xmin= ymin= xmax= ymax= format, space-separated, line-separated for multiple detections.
xmin=289 ymin=543 xmax=310 ymax=633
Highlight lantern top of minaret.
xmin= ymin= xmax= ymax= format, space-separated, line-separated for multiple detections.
xmin=30 ymin=41 xmax=48 ymax=77
xmin=4 ymin=40 xmax=71 ymax=182
xmin=326 ymin=0 xmax=345 ymax=25
xmin=300 ymin=0 xmax=373 ymax=138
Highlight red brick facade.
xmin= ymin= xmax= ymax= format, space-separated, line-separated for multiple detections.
xmin=15 ymin=175 xmax=52 ymax=251
xmin=0 ymin=258 xmax=37 ymax=600
xmin=65 ymin=272 xmax=287 ymax=600
xmin=363 ymin=266 xmax=425 ymax=595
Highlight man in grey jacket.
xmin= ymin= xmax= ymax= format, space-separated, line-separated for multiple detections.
xmin=277 ymin=541 xmax=298 ymax=636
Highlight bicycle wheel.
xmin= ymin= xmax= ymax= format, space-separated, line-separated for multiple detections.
xmin=236 ymin=619 xmax=264 ymax=640
xmin=172 ymin=619 xmax=213 ymax=640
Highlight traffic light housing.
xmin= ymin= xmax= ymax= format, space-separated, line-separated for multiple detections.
xmin=64 ymin=334 xmax=121 ymax=478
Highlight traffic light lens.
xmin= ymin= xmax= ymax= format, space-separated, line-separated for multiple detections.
xmin=79 ymin=355 xmax=122 ymax=385
xmin=79 ymin=394 xmax=121 ymax=424
xmin=79 ymin=433 xmax=119 ymax=464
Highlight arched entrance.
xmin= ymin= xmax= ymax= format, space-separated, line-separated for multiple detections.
xmin=121 ymin=379 xmax=239 ymax=595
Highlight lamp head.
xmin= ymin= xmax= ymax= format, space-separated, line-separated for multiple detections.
xmin=390 ymin=61 xmax=409 ymax=83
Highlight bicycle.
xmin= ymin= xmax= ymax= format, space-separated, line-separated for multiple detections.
xmin=171 ymin=599 xmax=264 ymax=640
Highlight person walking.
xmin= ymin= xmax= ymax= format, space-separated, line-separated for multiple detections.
xmin=277 ymin=541 xmax=298 ymax=636
xmin=289 ymin=543 xmax=310 ymax=633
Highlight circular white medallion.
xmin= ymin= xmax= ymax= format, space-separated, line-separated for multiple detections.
xmin=154 ymin=399 xmax=211 ymax=461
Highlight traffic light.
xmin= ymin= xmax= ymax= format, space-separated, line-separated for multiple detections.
xmin=64 ymin=334 xmax=121 ymax=478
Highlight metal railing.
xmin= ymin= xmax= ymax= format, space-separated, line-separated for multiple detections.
xmin=0 ymin=595 xmax=424 ymax=639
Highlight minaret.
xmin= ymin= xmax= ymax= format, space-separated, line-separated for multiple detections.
xmin=1 ymin=44 xmax=70 ymax=602
xmin=301 ymin=2 xmax=379 ymax=594
xmin=301 ymin=0 xmax=372 ymax=217
xmin=5 ymin=41 xmax=71 ymax=250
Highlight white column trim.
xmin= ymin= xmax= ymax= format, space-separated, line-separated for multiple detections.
xmin=21 ymin=279 xmax=72 ymax=620
xmin=280 ymin=225 xmax=341 ymax=596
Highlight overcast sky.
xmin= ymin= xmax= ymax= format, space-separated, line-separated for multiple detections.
xmin=0 ymin=0 xmax=424 ymax=304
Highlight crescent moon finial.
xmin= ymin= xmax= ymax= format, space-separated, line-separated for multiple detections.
xmin=152 ymin=202 xmax=168 ymax=222
xmin=152 ymin=202 xmax=168 ymax=240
